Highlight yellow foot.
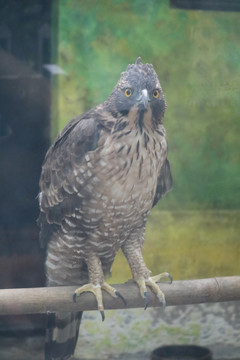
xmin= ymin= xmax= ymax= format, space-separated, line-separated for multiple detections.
xmin=135 ymin=272 xmax=172 ymax=310
xmin=73 ymin=282 xmax=126 ymax=321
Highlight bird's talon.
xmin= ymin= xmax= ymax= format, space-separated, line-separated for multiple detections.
xmin=151 ymin=272 xmax=173 ymax=284
xmin=115 ymin=291 xmax=127 ymax=306
xmin=135 ymin=272 xmax=171 ymax=309
xmin=144 ymin=291 xmax=149 ymax=310
xmin=167 ymin=273 xmax=173 ymax=284
xmin=72 ymin=282 xmax=124 ymax=317
xmin=100 ymin=310 xmax=105 ymax=322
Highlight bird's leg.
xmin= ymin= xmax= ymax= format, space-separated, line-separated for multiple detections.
xmin=122 ymin=242 xmax=172 ymax=309
xmin=73 ymin=254 xmax=126 ymax=320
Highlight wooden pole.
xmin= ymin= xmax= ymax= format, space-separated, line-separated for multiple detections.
xmin=0 ymin=276 xmax=239 ymax=316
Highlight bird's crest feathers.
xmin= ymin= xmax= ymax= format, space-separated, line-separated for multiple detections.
xmin=118 ymin=57 xmax=160 ymax=91
xmin=125 ymin=57 xmax=154 ymax=72
xmin=135 ymin=56 xmax=142 ymax=65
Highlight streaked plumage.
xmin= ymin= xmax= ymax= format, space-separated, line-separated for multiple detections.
xmin=38 ymin=57 xmax=172 ymax=360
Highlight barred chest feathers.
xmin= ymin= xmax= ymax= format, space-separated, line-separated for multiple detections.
xmin=76 ymin=109 xmax=167 ymax=216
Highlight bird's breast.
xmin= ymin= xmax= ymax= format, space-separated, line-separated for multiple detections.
xmin=91 ymin=124 xmax=167 ymax=210
xmin=54 ymin=124 xmax=168 ymax=264
xmin=71 ymin=122 xmax=167 ymax=231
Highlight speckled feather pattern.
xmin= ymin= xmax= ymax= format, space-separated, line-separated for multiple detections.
xmin=38 ymin=58 xmax=172 ymax=360
xmin=44 ymin=111 xmax=167 ymax=286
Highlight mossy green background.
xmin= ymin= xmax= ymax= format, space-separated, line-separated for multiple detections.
xmin=112 ymin=210 xmax=240 ymax=282
xmin=55 ymin=0 xmax=240 ymax=282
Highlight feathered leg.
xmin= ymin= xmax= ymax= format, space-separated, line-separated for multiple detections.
xmin=122 ymin=235 xmax=172 ymax=310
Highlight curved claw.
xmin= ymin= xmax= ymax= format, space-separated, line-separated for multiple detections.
xmin=144 ymin=291 xmax=149 ymax=310
xmin=115 ymin=291 xmax=127 ymax=306
xmin=167 ymin=273 xmax=173 ymax=284
xmin=100 ymin=310 xmax=105 ymax=322
xmin=151 ymin=272 xmax=173 ymax=284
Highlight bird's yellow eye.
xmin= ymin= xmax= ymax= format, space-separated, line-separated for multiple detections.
xmin=124 ymin=88 xmax=132 ymax=97
xmin=153 ymin=89 xmax=159 ymax=98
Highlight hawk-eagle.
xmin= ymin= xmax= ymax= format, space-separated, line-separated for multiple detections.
xmin=38 ymin=57 xmax=172 ymax=360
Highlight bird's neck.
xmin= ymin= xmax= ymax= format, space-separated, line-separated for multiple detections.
xmin=113 ymin=105 xmax=157 ymax=135
xmin=101 ymin=101 xmax=159 ymax=133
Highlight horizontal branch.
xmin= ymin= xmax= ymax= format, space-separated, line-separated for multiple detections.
xmin=0 ymin=276 xmax=239 ymax=316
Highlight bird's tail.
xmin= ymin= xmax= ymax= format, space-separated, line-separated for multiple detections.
xmin=45 ymin=311 xmax=83 ymax=360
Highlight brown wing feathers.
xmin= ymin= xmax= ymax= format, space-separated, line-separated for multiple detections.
xmin=152 ymin=158 xmax=173 ymax=207
xmin=38 ymin=116 xmax=100 ymax=247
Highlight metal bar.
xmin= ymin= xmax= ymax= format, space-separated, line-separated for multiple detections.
xmin=0 ymin=276 xmax=239 ymax=315
xmin=170 ymin=0 xmax=240 ymax=12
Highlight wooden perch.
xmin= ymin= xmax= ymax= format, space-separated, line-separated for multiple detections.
xmin=0 ymin=276 xmax=239 ymax=316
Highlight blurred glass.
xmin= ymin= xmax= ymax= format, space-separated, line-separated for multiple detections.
xmin=0 ymin=1 xmax=239 ymax=357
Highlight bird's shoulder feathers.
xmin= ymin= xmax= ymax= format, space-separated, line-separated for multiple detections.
xmin=38 ymin=107 xmax=113 ymax=247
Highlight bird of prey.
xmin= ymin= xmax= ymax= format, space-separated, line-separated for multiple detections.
xmin=38 ymin=57 xmax=172 ymax=360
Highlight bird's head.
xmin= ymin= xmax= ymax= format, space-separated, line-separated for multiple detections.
xmin=107 ymin=57 xmax=166 ymax=124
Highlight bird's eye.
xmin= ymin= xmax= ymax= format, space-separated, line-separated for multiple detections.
xmin=153 ymin=89 xmax=159 ymax=98
xmin=124 ymin=88 xmax=133 ymax=97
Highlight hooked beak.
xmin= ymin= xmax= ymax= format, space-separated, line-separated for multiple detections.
xmin=137 ymin=89 xmax=150 ymax=110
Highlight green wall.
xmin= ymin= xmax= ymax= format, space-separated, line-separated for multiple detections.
xmin=56 ymin=0 xmax=240 ymax=210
